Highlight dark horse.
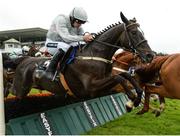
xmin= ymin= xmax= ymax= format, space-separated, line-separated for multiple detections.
xmin=10 ymin=12 xmax=154 ymax=107
xmin=2 ymin=53 xmax=29 ymax=97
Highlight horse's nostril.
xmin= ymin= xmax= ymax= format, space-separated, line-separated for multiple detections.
xmin=146 ymin=53 xmax=154 ymax=62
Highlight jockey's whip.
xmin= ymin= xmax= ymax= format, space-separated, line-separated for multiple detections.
xmin=52 ymin=70 xmax=58 ymax=81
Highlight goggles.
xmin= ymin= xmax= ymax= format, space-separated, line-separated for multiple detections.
xmin=75 ymin=19 xmax=86 ymax=24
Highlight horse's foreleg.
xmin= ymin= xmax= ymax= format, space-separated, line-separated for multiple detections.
xmin=145 ymin=84 xmax=167 ymax=96
xmin=143 ymin=84 xmax=167 ymax=116
xmin=119 ymin=72 xmax=143 ymax=107
xmin=159 ymin=96 xmax=165 ymax=112
xmin=137 ymin=91 xmax=150 ymax=115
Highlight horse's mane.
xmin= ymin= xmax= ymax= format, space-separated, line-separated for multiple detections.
xmin=82 ymin=21 xmax=122 ymax=49
xmin=93 ymin=22 xmax=122 ymax=39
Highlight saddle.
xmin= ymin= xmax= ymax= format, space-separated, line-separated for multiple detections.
xmin=35 ymin=46 xmax=79 ymax=80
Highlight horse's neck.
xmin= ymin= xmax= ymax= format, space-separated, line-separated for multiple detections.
xmin=115 ymin=52 xmax=134 ymax=70
xmin=145 ymin=55 xmax=170 ymax=72
xmin=85 ymin=24 xmax=123 ymax=58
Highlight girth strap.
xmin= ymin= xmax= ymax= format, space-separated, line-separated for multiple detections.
xmin=59 ymin=73 xmax=76 ymax=97
xmin=112 ymin=67 xmax=128 ymax=73
xmin=76 ymin=56 xmax=113 ymax=64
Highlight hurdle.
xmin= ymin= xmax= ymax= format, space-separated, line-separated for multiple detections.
xmin=6 ymin=93 xmax=129 ymax=135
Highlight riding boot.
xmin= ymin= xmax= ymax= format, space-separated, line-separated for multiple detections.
xmin=45 ymin=49 xmax=65 ymax=80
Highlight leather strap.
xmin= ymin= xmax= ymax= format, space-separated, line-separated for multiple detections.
xmin=76 ymin=56 xmax=113 ymax=64
xmin=59 ymin=73 xmax=75 ymax=97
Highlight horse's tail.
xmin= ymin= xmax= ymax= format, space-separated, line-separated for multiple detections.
xmin=3 ymin=56 xmax=29 ymax=70
xmin=136 ymin=55 xmax=170 ymax=79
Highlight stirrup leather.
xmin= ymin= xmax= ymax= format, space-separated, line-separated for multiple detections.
xmin=59 ymin=73 xmax=76 ymax=97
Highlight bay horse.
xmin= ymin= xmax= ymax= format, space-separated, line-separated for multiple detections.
xmin=10 ymin=12 xmax=154 ymax=107
xmin=135 ymin=53 xmax=180 ymax=114
xmin=112 ymin=51 xmax=165 ymax=116
xmin=26 ymin=46 xmax=38 ymax=57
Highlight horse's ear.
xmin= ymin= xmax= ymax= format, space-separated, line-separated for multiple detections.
xmin=120 ymin=12 xmax=129 ymax=25
xmin=132 ymin=17 xmax=136 ymax=22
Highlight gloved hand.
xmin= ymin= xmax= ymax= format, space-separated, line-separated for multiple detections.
xmin=83 ymin=32 xmax=94 ymax=42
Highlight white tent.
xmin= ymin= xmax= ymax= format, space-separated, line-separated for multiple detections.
xmin=4 ymin=38 xmax=20 ymax=44
xmin=3 ymin=38 xmax=22 ymax=55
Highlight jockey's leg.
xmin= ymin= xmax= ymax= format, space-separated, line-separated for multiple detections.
xmin=46 ymin=48 xmax=65 ymax=73
xmin=35 ymin=50 xmax=65 ymax=81
xmin=58 ymin=46 xmax=74 ymax=73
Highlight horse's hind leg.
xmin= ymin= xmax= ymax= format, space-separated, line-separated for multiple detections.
xmin=140 ymin=84 xmax=167 ymax=116
xmin=151 ymin=95 xmax=165 ymax=117
xmin=159 ymin=96 xmax=165 ymax=112
xmin=137 ymin=91 xmax=150 ymax=115
xmin=4 ymin=82 xmax=12 ymax=97
xmin=119 ymin=72 xmax=143 ymax=107
xmin=12 ymin=74 xmax=33 ymax=98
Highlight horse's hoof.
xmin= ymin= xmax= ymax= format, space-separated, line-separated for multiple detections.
xmin=136 ymin=111 xmax=142 ymax=115
xmin=136 ymin=110 xmax=144 ymax=115
xmin=153 ymin=110 xmax=161 ymax=117
xmin=136 ymin=109 xmax=148 ymax=115
xmin=125 ymin=101 xmax=133 ymax=112
xmin=134 ymin=98 xmax=141 ymax=107
xmin=126 ymin=105 xmax=133 ymax=112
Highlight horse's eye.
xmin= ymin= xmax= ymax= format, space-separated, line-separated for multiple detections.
xmin=131 ymin=31 xmax=137 ymax=35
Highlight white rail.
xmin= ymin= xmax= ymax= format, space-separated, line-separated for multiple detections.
xmin=0 ymin=52 xmax=5 ymax=135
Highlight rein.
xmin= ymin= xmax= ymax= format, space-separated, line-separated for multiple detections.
xmin=93 ymin=39 xmax=120 ymax=49
xmin=93 ymin=23 xmax=147 ymax=53
xmin=76 ymin=22 xmax=147 ymax=64
xmin=114 ymin=59 xmax=129 ymax=66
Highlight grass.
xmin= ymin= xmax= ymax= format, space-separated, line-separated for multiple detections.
xmin=7 ymin=88 xmax=51 ymax=98
xmin=85 ymin=98 xmax=180 ymax=135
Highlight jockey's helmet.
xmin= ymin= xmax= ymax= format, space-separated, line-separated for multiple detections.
xmin=22 ymin=46 xmax=30 ymax=52
xmin=69 ymin=7 xmax=88 ymax=24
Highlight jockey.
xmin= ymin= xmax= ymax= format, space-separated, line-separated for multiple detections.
xmin=22 ymin=46 xmax=30 ymax=55
xmin=45 ymin=7 xmax=94 ymax=78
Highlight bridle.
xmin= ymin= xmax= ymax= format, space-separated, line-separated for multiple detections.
xmin=76 ymin=22 xmax=148 ymax=64
xmin=122 ymin=23 xmax=148 ymax=53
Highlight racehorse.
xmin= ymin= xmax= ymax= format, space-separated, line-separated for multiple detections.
xmin=2 ymin=53 xmax=28 ymax=97
xmin=112 ymin=50 xmax=165 ymax=116
xmin=26 ymin=46 xmax=42 ymax=57
xmin=28 ymin=46 xmax=52 ymax=57
xmin=2 ymin=48 xmax=49 ymax=97
xmin=135 ymin=53 xmax=180 ymax=114
xmin=10 ymin=12 xmax=154 ymax=107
